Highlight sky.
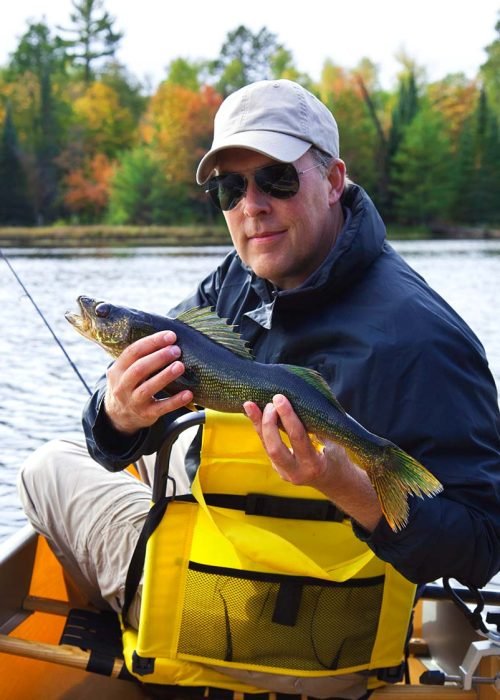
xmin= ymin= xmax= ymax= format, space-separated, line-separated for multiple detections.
xmin=0 ymin=0 xmax=499 ymax=90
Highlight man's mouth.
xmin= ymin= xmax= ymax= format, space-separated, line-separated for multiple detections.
xmin=249 ymin=229 xmax=286 ymax=240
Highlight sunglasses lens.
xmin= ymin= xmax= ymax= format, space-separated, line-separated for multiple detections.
xmin=207 ymin=173 xmax=246 ymax=211
xmin=205 ymin=163 xmax=301 ymax=211
xmin=255 ymin=163 xmax=300 ymax=199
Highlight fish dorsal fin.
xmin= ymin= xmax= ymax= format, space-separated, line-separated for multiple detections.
xmin=281 ymin=364 xmax=346 ymax=414
xmin=176 ymin=306 xmax=253 ymax=360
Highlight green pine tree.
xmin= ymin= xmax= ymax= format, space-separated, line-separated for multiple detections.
xmin=59 ymin=0 xmax=123 ymax=83
xmin=391 ymin=107 xmax=454 ymax=226
xmin=452 ymin=116 xmax=477 ymax=223
xmin=0 ymin=105 xmax=34 ymax=224
xmin=472 ymin=88 xmax=500 ymax=224
xmin=208 ymin=25 xmax=284 ymax=96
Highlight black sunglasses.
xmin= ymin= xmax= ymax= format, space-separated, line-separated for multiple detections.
xmin=205 ymin=162 xmax=321 ymax=211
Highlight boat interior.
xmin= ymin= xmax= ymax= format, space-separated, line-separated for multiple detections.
xmin=1 ymin=412 xmax=498 ymax=699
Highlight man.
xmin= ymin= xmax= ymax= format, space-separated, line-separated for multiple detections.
xmin=18 ymin=79 xmax=500 ymax=697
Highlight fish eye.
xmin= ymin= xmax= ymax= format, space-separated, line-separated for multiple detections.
xmin=95 ymin=303 xmax=111 ymax=318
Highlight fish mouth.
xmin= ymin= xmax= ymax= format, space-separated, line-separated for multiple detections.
xmin=65 ymin=296 xmax=100 ymax=337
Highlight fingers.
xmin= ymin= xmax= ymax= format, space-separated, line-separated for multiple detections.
xmin=243 ymin=401 xmax=263 ymax=438
xmin=244 ymin=395 xmax=326 ymax=486
xmin=112 ymin=330 xmax=178 ymax=378
xmin=104 ymin=331 xmax=193 ymax=435
xmin=246 ymin=396 xmax=382 ymax=529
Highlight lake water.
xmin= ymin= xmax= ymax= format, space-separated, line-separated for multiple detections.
xmin=1 ymin=240 xmax=499 ymax=542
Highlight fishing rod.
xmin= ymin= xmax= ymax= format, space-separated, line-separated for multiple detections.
xmin=1 ymin=248 xmax=92 ymax=396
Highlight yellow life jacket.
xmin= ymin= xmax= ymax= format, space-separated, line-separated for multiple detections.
xmin=121 ymin=410 xmax=417 ymax=693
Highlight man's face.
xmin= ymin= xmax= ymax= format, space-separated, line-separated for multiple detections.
xmin=217 ymin=148 xmax=344 ymax=290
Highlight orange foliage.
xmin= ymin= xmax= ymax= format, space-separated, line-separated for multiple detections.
xmin=428 ymin=79 xmax=479 ymax=148
xmin=141 ymin=83 xmax=221 ymax=183
xmin=64 ymin=153 xmax=115 ymax=218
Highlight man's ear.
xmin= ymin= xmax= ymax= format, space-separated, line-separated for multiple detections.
xmin=327 ymin=159 xmax=346 ymax=205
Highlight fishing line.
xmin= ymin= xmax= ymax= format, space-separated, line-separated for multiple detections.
xmin=1 ymin=248 xmax=92 ymax=396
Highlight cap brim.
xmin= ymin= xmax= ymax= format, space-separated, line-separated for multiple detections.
xmin=196 ymin=131 xmax=311 ymax=184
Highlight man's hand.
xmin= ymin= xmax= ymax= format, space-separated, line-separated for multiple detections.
xmin=244 ymin=394 xmax=383 ymax=532
xmin=104 ymin=330 xmax=193 ymax=435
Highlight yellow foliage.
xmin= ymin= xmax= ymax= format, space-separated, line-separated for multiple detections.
xmin=428 ymin=79 xmax=479 ymax=148
xmin=141 ymin=83 xmax=221 ymax=183
xmin=0 ymin=74 xmax=41 ymax=147
xmin=73 ymin=81 xmax=136 ymax=156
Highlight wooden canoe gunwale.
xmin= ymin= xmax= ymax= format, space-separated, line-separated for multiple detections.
xmin=0 ymin=524 xmax=37 ymax=635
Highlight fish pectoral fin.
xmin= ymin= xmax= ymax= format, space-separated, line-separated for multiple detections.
xmin=280 ymin=364 xmax=346 ymax=414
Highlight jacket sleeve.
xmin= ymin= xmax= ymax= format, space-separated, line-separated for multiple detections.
xmin=82 ymin=266 xmax=224 ymax=471
xmin=351 ymin=316 xmax=500 ymax=588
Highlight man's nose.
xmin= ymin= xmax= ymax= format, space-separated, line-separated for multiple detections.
xmin=242 ymin=177 xmax=272 ymax=216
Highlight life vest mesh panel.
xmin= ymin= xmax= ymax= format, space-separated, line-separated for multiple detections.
xmin=178 ymin=564 xmax=384 ymax=670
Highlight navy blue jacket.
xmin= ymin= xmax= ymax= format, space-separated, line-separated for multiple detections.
xmin=83 ymin=184 xmax=500 ymax=588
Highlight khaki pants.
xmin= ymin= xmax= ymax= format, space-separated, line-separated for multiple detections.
xmin=16 ymin=432 xmax=194 ymax=628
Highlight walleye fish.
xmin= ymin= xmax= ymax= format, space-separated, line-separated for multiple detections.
xmin=66 ymin=295 xmax=443 ymax=531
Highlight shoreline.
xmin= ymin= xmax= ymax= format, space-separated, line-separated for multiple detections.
xmin=0 ymin=224 xmax=499 ymax=248
xmin=0 ymin=225 xmax=230 ymax=248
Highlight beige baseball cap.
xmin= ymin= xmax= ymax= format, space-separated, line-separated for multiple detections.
xmin=196 ymin=79 xmax=340 ymax=184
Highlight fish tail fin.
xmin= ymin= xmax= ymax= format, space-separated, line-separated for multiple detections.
xmin=371 ymin=446 xmax=443 ymax=532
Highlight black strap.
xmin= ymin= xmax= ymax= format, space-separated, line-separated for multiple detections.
xmin=60 ymin=608 xmax=125 ymax=677
xmin=175 ymin=492 xmax=345 ymax=522
xmin=443 ymin=577 xmax=489 ymax=635
xmin=122 ymin=495 xmax=170 ymax=622
xmin=86 ymin=650 xmax=116 ymax=676
xmin=272 ymin=580 xmax=303 ymax=626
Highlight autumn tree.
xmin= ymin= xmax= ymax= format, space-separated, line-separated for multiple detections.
xmin=57 ymin=78 xmax=137 ymax=219
xmin=59 ymin=0 xmax=123 ymax=83
xmin=344 ymin=59 xmax=393 ymax=210
xmin=427 ymin=73 xmax=478 ymax=150
xmin=72 ymin=81 xmax=136 ymax=158
xmin=99 ymin=61 xmax=147 ymax=121
xmin=319 ymin=61 xmax=379 ymax=195
xmin=141 ymin=82 xmax=221 ymax=218
xmin=62 ymin=152 xmax=113 ymax=221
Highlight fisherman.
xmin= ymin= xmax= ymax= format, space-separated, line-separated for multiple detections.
xmin=18 ymin=79 xmax=500 ymax=699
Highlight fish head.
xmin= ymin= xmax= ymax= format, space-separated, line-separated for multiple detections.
xmin=65 ymin=295 xmax=155 ymax=358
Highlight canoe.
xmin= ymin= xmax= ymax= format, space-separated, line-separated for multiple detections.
xmin=0 ymin=524 xmax=498 ymax=699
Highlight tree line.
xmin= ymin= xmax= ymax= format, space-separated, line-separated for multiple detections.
xmin=1 ymin=0 xmax=499 ymax=229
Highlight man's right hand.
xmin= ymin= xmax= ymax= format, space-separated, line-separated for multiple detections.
xmin=103 ymin=330 xmax=193 ymax=435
